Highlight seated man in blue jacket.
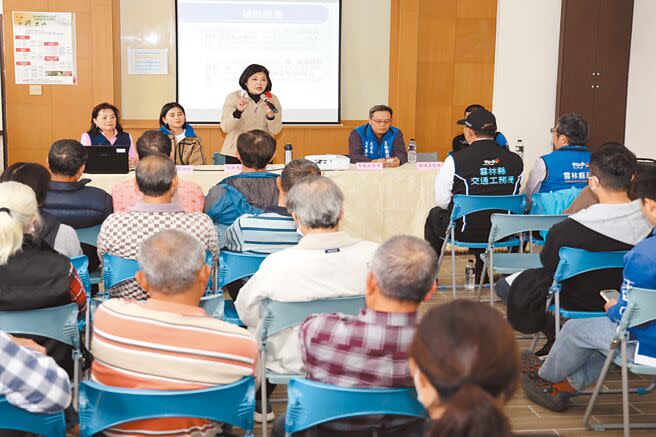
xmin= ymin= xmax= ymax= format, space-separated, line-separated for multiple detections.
xmin=44 ymin=139 xmax=113 ymax=229
xmin=348 ymin=104 xmax=407 ymax=167
xmin=520 ymin=164 xmax=656 ymax=412
xmin=522 ymin=113 xmax=591 ymax=207
xmin=204 ymin=129 xmax=279 ymax=244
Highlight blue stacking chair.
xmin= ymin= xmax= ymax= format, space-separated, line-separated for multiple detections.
xmin=548 ymin=247 xmax=629 ymax=337
xmin=79 ymin=377 xmax=256 ymax=437
xmin=0 ymin=396 xmax=66 ymax=437
xmin=102 ymin=253 xmax=225 ymax=321
xmin=0 ymin=303 xmax=81 ymax=410
xmin=70 ymin=255 xmax=95 ymax=348
xmin=478 ymin=214 xmax=567 ymax=304
xmin=284 ymin=378 xmax=427 ymax=435
xmin=584 ymin=287 xmax=656 ymax=436
xmin=75 ymin=224 xmax=103 ymax=286
xmin=257 ymin=296 xmax=365 ymax=437
xmin=218 ymin=251 xmax=268 ymax=325
xmin=437 ymin=194 xmax=526 ymax=298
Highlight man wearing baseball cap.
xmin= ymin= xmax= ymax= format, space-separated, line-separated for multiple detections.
xmin=425 ymin=108 xmax=523 ymax=282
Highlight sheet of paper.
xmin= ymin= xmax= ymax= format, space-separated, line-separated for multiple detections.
xmin=127 ymin=48 xmax=168 ymax=75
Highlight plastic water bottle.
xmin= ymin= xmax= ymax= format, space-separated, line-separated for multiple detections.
xmin=284 ymin=143 xmax=293 ymax=165
xmin=408 ymin=139 xmax=417 ymax=164
xmin=516 ymin=139 xmax=524 ymax=161
xmin=464 ymin=259 xmax=476 ymax=291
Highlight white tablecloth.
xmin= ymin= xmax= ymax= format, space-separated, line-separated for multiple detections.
xmin=84 ymin=164 xmax=439 ymax=242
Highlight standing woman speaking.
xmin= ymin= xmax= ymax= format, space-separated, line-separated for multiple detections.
xmin=220 ymin=64 xmax=282 ymax=164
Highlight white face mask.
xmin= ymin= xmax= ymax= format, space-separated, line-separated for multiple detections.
xmin=413 ymin=369 xmax=432 ymax=408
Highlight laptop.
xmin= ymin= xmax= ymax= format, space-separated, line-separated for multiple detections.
xmin=85 ymin=146 xmax=130 ymax=174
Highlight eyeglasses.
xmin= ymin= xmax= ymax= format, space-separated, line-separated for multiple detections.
xmin=371 ymin=119 xmax=391 ymax=125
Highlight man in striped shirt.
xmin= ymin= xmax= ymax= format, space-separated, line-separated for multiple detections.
xmin=91 ymin=230 xmax=258 ymax=437
xmin=225 ymin=158 xmax=321 ymax=254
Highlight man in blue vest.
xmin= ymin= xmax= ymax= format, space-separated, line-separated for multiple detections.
xmin=348 ymin=105 xmax=407 ymax=167
xmin=523 ymin=114 xmax=591 ymax=206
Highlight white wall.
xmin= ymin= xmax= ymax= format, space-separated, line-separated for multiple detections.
xmin=492 ymin=0 xmax=562 ymax=175
xmin=624 ymin=0 xmax=656 ymax=159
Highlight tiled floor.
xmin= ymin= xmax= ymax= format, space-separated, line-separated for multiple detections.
xmin=239 ymin=253 xmax=656 ymax=437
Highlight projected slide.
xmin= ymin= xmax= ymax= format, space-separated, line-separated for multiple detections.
xmin=177 ymin=0 xmax=341 ymax=123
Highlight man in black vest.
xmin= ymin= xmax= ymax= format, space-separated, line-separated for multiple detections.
xmin=425 ymin=108 xmax=523 ymax=279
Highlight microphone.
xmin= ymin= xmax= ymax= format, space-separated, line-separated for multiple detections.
xmin=262 ymin=92 xmax=279 ymax=113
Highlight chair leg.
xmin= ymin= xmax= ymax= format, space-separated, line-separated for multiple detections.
xmin=584 ymin=348 xmax=616 ymax=430
xmin=73 ymin=353 xmax=80 ymax=411
xmin=475 ymin=252 xmax=487 ymax=302
xmin=261 ymin=351 xmax=269 ymax=437
xmin=621 ymin=338 xmax=630 ymax=437
xmin=488 ymin=251 xmax=495 ymax=306
xmin=451 ymin=228 xmax=457 ymax=299
xmin=437 ymin=232 xmax=448 ymax=271
xmin=554 ymin=292 xmax=561 ymax=338
xmin=529 ymin=333 xmax=539 ymax=352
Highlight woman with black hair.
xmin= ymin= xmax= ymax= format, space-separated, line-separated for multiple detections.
xmin=159 ymin=102 xmax=205 ymax=165
xmin=81 ymin=102 xmax=138 ymax=167
xmin=220 ymin=64 xmax=282 ymax=163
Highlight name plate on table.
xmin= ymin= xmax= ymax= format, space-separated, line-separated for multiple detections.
xmin=356 ymin=162 xmax=383 ymax=171
xmin=224 ymin=164 xmax=243 ymax=173
xmin=416 ymin=162 xmax=442 ymax=170
xmin=176 ymin=165 xmax=194 ymax=174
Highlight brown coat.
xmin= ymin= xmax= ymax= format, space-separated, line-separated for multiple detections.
xmin=167 ymin=134 xmax=205 ymax=165
xmin=220 ymin=90 xmax=283 ymax=157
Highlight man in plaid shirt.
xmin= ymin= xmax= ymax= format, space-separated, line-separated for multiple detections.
xmin=0 ymin=331 xmax=71 ymax=413
xmin=271 ymin=236 xmax=438 ymax=436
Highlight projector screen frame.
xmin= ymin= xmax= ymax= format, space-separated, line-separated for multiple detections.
xmin=174 ymin=0 xmax=342 ymax=125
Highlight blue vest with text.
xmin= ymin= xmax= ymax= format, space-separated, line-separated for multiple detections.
xmin=355 ymin=124 xmax=399 ymax=160
xmin=539 ymin=145 xmax=591 ymax=193
xmin=88 ymin=130 xmax=131 ymax=146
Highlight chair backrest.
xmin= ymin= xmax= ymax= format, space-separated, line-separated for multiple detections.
xmin=212 ymin=152 xmax=226 ymax=165
xmin=76 ymin=224 xmax=102 ymax=247
xmin=218 ymin=251 xmax=267 ymax=288
xmin=450 ymin=194 xmax=526 ymax=222
xmin=285 ymin=378 xmax=427 ymax=434
xmin=79 ymin=377 xmax=255 ymax=437
xmin=488 ymin=213 xmax=567 ymax=243
xmin=71 ymin=255 xmax=91 ymax=293
xmin=104 ymin=252 xmax=213 ymax=290
xmin=621 ymin=287 xmax=656 ymax=329
xmin=0 ymin=396 xmax=66 ymax=437
xmin=0 ymin=303 xmax=80 ymax=348
xmin=530 ymin=187 xmax=581 ymax=215
xmin=553 ymin=247 xmax=628 ymax=285
xmin=257 ymin=296 xmax=365 ymax=345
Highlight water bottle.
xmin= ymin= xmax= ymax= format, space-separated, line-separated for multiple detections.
xmin=408 ymin=138 xmax=417 ymax=164
xmin=464 ymin=259 xmax=476 ymax=291
xmin=284 ymin=143 xmax=293 ymax=165
xmin=516 ymin=139 xmax=524 ymax=161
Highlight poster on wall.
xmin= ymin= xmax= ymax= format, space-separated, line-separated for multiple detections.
xmin=13 ymin=11 xmax=77 ymax=85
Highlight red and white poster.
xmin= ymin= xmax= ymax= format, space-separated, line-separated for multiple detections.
xmin=13 ymin=11 xmax=77 ymax=85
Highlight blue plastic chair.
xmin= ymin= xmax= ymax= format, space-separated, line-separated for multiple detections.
xmin=0 ymin=303 xmax=81 ymax=409
xmin=0 ymin=396 xmax=66 ymax=437
xmin=257 ymin=296 xmax=365 ymax=437
xmin=437 ymin=194 xmax=526 ymax=298
xmin=218 ymin=251 xmax=267 ymax=325
xmin=75 ymin=224 xmax=103 ymax=286
xmin=101 ymin=253 xmax=226 ymax=321
xmin=478 ymin=214 xmax=567 ymax=304
xmin=548 ymin=247 xmax=629 ymax=337
xmin=285 ymin=378 xmax=427 ymax=435
xmin=583 ymin=287 xmax=656 ymax=435
xmin=79 ymin=377 xmax=256 ymax=437
xmin=71 ymin=254 xmax=91 ymax=293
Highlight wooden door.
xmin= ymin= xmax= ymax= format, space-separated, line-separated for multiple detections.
xmin=556 ymin=0 xmax=634 ymax=151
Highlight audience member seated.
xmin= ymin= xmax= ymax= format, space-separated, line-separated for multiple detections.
xmin=409 ymin=300 xmax=520 ymax=437
xmin=0 ymin=163 xmax=82 ymax=258
xmin=92 ymin=230 xmax=257 ymax=437
xmin=0 ymin=332 xmax=71 ymax=413
xmin=159 ymin=102 xmax=205 ymax=165
xmin=205 ymin=129 xmax=279 ymax=232
xmin=225 ymin=158 xmax=321 ymax=254
xmin=235 ymin=176 xmax=378 ymax=419
xmin=498 ymin=143 xmax=652 ymax=354
xmin=451 ymin=104 xmax=485 ymax=153
xmin=44 ymin=139 xmax=113 ymax=228
xmin=112 ymin=130 xmax=204 ymax=213
xmin=522 ymin=113 xmax=591 ymax=206
xmin=0 ymin=181 xmax=86 ymax=378
xmin=98 ymin=154 xmax=218 ymax=300
xmin=80 ymin=102 xmax=137 ymax=167
xmin=520 ymin=165 xmax=656 ymax=412
xmin=348 ymin=104 xmax=407 ymax=167
xmin=271 ymin=235 xmax=438 ymax=437
xmin=424 ymin=108 xmax=523 ymax=280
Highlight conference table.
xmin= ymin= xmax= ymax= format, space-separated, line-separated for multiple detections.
xmin=84 ymin=164 xmax=440 ymax=242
